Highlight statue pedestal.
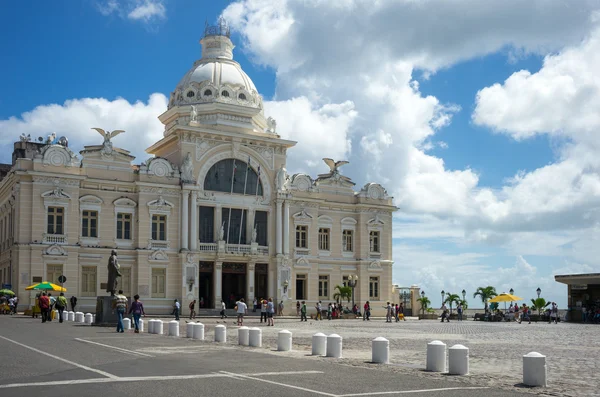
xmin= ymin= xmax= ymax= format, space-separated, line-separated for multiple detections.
xmin=94 ymin=296 xmax=120 ymax=326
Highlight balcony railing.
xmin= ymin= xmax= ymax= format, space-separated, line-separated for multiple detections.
xmin=198 ymin=243 xmax=217 ymax=252
xmin=43 ymin=234 xmax=67 ymax=244
xmin=257 ymin=246 xmax=269 ymax=255
xmin=225 ymin=244 xmax=251 ymax=254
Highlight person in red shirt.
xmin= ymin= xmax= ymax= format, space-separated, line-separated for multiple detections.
xmin=363 ymin=301 xmax=371 ymax=321
xmin=38 ymin=292 xmax=50 ymax=323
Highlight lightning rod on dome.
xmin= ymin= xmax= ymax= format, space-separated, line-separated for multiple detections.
xmin=204 ymin=17 xmax=230 ymax=38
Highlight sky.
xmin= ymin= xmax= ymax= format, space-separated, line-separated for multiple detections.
xmin=2 ymin=0 xmax=600 ymax=308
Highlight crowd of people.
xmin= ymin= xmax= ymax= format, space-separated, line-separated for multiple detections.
xmin=581 ymin=304 xmax=600 ymax=323
xmin=0 ymin=294 xmax=18 ymax=314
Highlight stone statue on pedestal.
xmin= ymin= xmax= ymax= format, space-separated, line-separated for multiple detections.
xmin=180 ymin=152 xmax=194 ymax=183
xmin=251 ymin=226 xmax=257 ymax=243
xmin=275 ymin=164 xmax=288 ymax=192
xmin=218 ymin=222 xmax=225 ymax=241
xmin=106 ymin=250 xmax=121 ymax=296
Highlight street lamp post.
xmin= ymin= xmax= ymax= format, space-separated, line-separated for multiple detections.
xmin=420 ymin=290 xmax=425 ymax=315
xmin=348 ymin=274 xmax=358 ymax=309
xmin=536 ymin=287 xmax=541 ymax=298
xmin=461 ymin=289 xmax=466 ymax=301
xmin=441 ymin=290 xmax=445 ymax=306
xmin=509 ymin=288 xmax=514 ymax=295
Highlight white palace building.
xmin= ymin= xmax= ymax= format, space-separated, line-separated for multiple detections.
xmin=0 ymin=21 xmax=397 ymax=315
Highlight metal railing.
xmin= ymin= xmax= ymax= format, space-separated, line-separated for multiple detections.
xmin=43 ymin=234 xmax=67 ymax=244
xmin=225 ymin=243 xmax=251 ymax=254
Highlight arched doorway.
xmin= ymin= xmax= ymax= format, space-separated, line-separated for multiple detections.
xmin=222 ymin=262 xmax=246 ymax=308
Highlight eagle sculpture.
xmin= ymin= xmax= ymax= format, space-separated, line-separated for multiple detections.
xmin=91 ymin=128 xmax=125 ymax=144
xmin=322 ymin=158 xmax=349 ymax=173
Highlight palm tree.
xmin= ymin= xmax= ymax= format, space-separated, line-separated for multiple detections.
xmin=473 ymin=286 xmax=497 ymax=313
xmin=333 ymin=285 xmax=352 ymax=304
xmin=458 ymin=299 xmax=468 ymax=310
xmin=417 ymin=296 xmax=431 ymax=316
xmin=530 ymin=298 xmax=550 ymax=316
xmin=444 ymin=293 xmax=461 ymax=315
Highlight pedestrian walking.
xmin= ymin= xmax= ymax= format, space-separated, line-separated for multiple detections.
xmin=267 ymin=298 xmax=275 ymax=326
xmin=457 ymin=303 xmax=463 ymax=321
xmin=253 ymin=297 xmax=257 ymax=312
xmin=315 ymin=301 xmax=322 ymax=320
xmin=260 ymin=299 xmax=267 ymax=323
xmin=327 ymin=303 xmax=332 ymax=320
xmin=296 ymin=301 xmax=301 ymax=316
xmin=129 ymin=294 xmax=145 ymax=333
xmin=363 ymin=301 xmax=371 ymax=321
xmin=38 ymin=292 xmax=50 ymax=323
xmin=70 ymin=295 xmax=77 ymax=312
xmin=220 ymin=300 xmax=228 ymax=319
xmin=114 ymin=290 xmax=128 ymax=333
xmin=172 ymin=299 xmax=180 ymax=321
xmin=47 ymin=293 xmax=56 ymax=322
xmin=189 ymin=300 xmax=196 ymax=319
xmin=518 ymin=304 xmax=531 ymax=324
xmin=395 ymin=304 xmax=400 ymax=322
xmin=56 ymin=293 xmax=67 ymax=323
xmin=550 ymin=302 xmax=558 ymax=324
xmin=385 ymin=302 xmax=392 ymax=323
xmin=300 ymin=301 xmax=307 ymax=321
xmin=236 ymin=298 xmax=248 ymax=326
xmin=278 ymin=300 xmax=284 ymax=316
xmin=398 ymin=302 xmax=406 ymax=321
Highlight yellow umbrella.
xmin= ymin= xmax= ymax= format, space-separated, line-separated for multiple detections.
xmin=489 ymin=293 xmax=522 ymax=302
xmin=25 ymin=281 xmax=67 ymax=292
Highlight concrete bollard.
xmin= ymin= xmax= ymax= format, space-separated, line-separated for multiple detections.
xmin=277 ymin=330 xmax=292 ymax=352
xmin=67 ymin=311 xmax=75 ymax=322
xmin=249 ymin=327 xmax=262 ymax=347
xmin=214 ymin=324 xmax=226 ymax=343
xmin=155 ymin=320 xmax=164 ymax=335
xmin=426 ymin=340 xmax=447 ymax=372
xmin=186 ymin=322 xmax=194 ymax=338
xmin=148 ymin=319 xmax=156 ymax=334
xmin=372 ymin=337 xmax=389 ymax=364
xmin=139 ymin=318 xmax=144 ymax=332
xmin=75 ymin=312 xmax=84 ymax=323
xmin=84 ymin=313 xmax=93 ymax=325
xmin=123 ymin=317 xmax=131 ymax=330
xmin=168 ymin=320 xmax=179 ymax=337
xmin=449 ymin=344 xmax=469 ymax=375
xmin=61 ymin=310 xmax=68 ymax=322
xmin=312 ymin=333 xmax=327 ymax=356
xmin=192 ymin=323 xmax=205 ymax=340
xmin=523 ymin=352 xmax=547 ymax=387
xmin=326 ymin=334 xmax=343 ymax=358
xmin=238 ymin=326 xmax=250 ymax=346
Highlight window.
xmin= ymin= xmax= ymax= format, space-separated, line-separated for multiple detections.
xmin=342 ymin=275 xmax=349 ymax=288
xmin=221 ymin=208 xmax=246 ymax=243
xmin=318 ymin=275 xmax=329 ymax=298
xmin=46 ymin=264 xmax=63 ymax=285
xmin=151 ymin=268 xmax=166 ymax=298
xmin=204 ymin=89 xmax=212 ymax=96
xmin=369 ymin=230 xmax=380 ymax=253
xmin=238 ymin=93 xmax=246 ymax=100
xmin=204 ymin=159 xmax=263 ymax=196
xmin=199 ymin=206 xmax=214 ymax=243
xmin=151 ymin=215 xmax=167 ymax=241
xmin=254 ymin=211 xmax=268 ymax=246
xmin=120 ymin=267 xmax=131 ymax=296
xmin=296 ymin=225 xmax=308 ymax=248
xmin=81 ymin=210 xmax=98 ymax=238
xmin=342 ymin=230 xmax=353 ymax=252
xmin=369 ymin=276 xmax=379 ymax=299
xmin=318 ymin=228 xmax=330 ymax=251
xmin=47 ymin=206 xmax=64 ymax=235
xmin=295 ymin=274 xmax=306 ymax=300
xmin=186 ymin=91 xmax=195 ymax=98
xmin=81 ymin=266 xmax=97 ymax=297
xmin=116 ymin=213 xmax=132 ymax=240
xmin=221 ymin=90 xmax=229 ymax=97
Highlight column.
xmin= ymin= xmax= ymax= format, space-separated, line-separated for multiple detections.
xmin=246 ymin=208 xmax=255 ymax=244
xmin=247 ymin=262 xmax=255 ymax=303
xmin=276 ymin=200 xmax=283 ymax=255
xmin=283 ymin=201 xmax=290 ymax=255
xmin=180 ymin=190 xmax=189 ymax=251
xmin=214 ymin=204 xmax=222 ymax=241
xmin=214 ymin=261 xmax=222 ymax=309
xmin=190 ymin=191 xmax=198 ymax=251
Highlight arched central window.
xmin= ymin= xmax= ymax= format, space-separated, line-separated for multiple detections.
xmin=204 ymin=159 xmax=263 ymax=196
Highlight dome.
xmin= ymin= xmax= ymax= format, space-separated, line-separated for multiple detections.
xmin=169 ymin=21 xmax=261 ymax=110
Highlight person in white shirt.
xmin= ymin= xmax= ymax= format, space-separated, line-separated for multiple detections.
xmin=173 ymin=299 xmax=180 ymax=321
xmin=220 ymin=300 xmax=228 ymax=319
xmin=236 ymin=298 xmax=248 ymax=326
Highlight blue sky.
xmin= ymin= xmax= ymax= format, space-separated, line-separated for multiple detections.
xmin=3 ymin=0 xmax=600 ymax=307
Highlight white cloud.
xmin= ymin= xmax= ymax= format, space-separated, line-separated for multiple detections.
xmin=128 ymin=0 xmax=166 ymax=22
xmin=0 ymin=94 xmax=168 ymax=164
xmin=95 ymin=0 xmax=166 ymax=23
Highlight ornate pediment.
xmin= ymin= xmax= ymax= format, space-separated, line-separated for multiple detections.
xmin=149 ymin=250 xmax=169 ymax=261
xmin=368 ymin=261 xmax=382 ymax=271
xmin=140 ymin=157 xmax=179 ymax=178
xmin=147 ymin=196 xmax=174 ymax=214
xmin=358 ymin=183 xmax=389 ymax=200
xmin=294 ymin=258 xmax=311 ymax=269
xmin=113 ymin=197 xmax=137 ymax=208
xmin=79 ymin=195 xmax=103 ymax=205
xmin=40 ymin=144 xmax=79 ymax=168
xmin=45 ymin=244 xmax=67 ymax=256
xmin=41 ymin=187 xmax=71 ymax=200
xmin=292 ymin=209 xmax=313 ymax=224
xmin=289 ymin=173 xmax=314 ymax=192
xmin=367 ymin=214 xmax=385 ymax=228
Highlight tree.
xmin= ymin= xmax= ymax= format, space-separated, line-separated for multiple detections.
xmin=458 ymin=299 xmax=468 ymax=310
xmin=444 ymin=293 xmax=461 ymax=315
xmin=530 ymin=298 xmax=550 ymax=316
xmin=333 ymin=285 xmax=352 ymax=304
xmin=473 ymin=286 xmax=497 ymax=313
xmin=417 ymin=296 xmax=431 ymax=316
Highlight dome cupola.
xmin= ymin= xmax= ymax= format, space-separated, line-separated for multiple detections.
xmin=169 ymin=18 xmax=261 ymax=111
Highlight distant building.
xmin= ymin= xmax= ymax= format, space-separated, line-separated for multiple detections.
xmin=0 ymin=21 xmax=396 ymax=315
xmin=555 ymin=273 xmax=600 ymax=322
